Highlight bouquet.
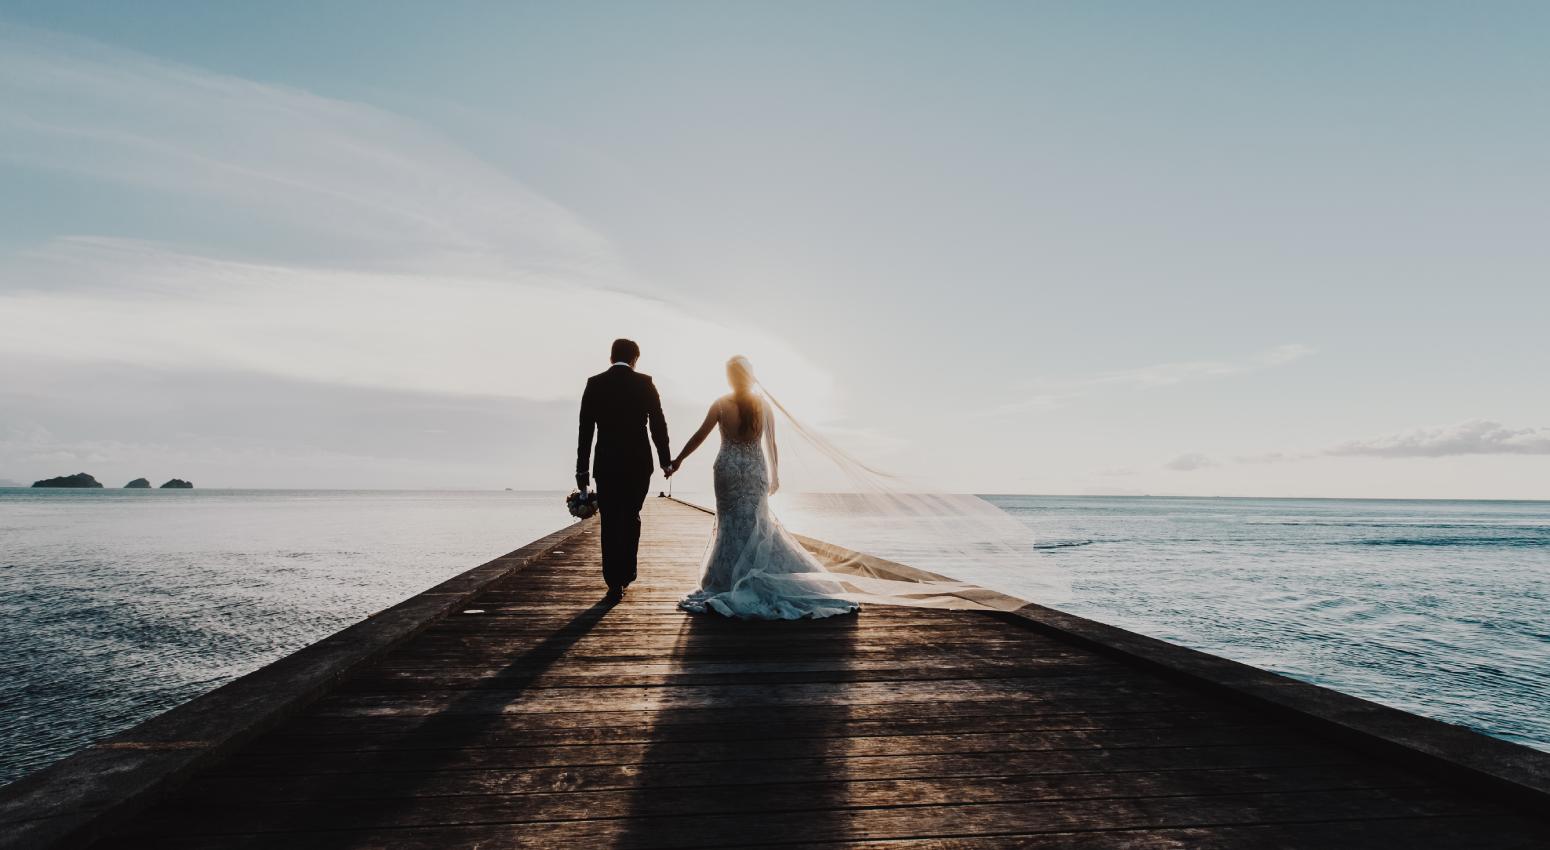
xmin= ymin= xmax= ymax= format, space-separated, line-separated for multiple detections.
xmin=565 ymin=489 xmax=598 ymax=520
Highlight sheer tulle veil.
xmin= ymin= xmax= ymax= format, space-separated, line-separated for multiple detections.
xmin=718 ymin=356 xmax=1069 ymax=612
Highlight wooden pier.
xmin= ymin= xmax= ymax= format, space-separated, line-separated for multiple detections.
xmin=4 ymin=497 xmax=1549 ymax=848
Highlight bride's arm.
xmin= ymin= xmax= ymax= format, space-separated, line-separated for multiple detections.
xmin=764 ymin=402 xmax=780 ymax=494
xmin=670 ymin=401 xmax=720 ymax=473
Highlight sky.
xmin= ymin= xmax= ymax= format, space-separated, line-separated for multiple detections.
xmin=1 ymin=2 xmax=1547 ymax=497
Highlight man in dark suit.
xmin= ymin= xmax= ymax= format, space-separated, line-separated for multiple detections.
xmin=577 ymin=338 xmax=673 ymax=601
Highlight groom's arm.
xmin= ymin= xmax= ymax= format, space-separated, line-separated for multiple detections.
xmin=645 ymin=377 xmax=672 ymax=470
xmin=576 ymin=379 xmax=597 ymax=489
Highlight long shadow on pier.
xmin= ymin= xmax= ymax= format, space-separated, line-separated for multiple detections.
xmin=615 ymin=612 xmax=860 ymax=847
xmin=182 ymin=595 xmax=623 ymax=845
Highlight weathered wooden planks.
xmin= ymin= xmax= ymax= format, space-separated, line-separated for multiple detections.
xmin=0 ymin=520 xmax=594 ymax=850
xmin=69 ymin=498 xmax=1550 ymax=847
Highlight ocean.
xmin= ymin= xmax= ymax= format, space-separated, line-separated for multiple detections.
xmin=2 ymin=488 xmax=1547 ymax=785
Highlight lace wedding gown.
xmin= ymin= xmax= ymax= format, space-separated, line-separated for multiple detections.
xmin=678 ymin=432 xmax=860 ymax=620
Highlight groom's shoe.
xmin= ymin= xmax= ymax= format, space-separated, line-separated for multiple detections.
xmin=604 ymin=585 xmax=624 ymax=604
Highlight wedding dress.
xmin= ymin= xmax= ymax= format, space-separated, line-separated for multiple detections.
xmin=678 ymin=414 xmax=860 ymax=620
xmin=675 ymin=356 xmax=1061 ymax=619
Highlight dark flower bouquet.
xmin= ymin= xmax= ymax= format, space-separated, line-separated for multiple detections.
xmin=565 ymin=489 xmax=598 ymax=519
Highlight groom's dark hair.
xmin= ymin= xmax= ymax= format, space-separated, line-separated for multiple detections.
xmin=611 ymin=338 xmax=641 ymax=364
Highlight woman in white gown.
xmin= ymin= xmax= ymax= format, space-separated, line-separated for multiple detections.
xmin=668 ymin=356 xmax=860 ymax=620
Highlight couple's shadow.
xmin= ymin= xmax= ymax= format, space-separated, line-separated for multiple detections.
xmin=615 ymin=609 xmax=862 ymax=845
xmin=137 ymin=592 xmax=623 ymax=843
xmin=240 ymin=592 xmax=860 ymax=848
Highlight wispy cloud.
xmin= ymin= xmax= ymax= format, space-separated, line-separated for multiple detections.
xmin=1171 ymin=420 xmax=1550 ymax=473
xmin=1233 ymin=451 xmax=1299 ymax=464
xmin=1165 ymin=452 xmax=1218 ymax=472
xmin=0 ymin=23 xmax=616 ymax=281
xmin=1061 ymin=344 xmax=1315 ymax=391
xmin=0 ymin=239 xmax=829 ymax=407
xmin=0 ymin=25 xmax=835 ymax=415
xmin=0 ymin=419 xmax=518 ymax=490
xmin=1328 ymin=420 xmax=1550 ymax=458
xmin=984 ymin=343 xmax=1315 ymax=416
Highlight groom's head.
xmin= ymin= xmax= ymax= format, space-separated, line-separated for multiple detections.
xmin=611 ymin=338 xmax=641 ymax=367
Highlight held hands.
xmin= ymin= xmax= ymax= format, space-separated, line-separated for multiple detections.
xmin=663 ymin=460 xmax=680 ymax=478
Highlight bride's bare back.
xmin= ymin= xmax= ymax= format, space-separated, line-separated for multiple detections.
xmin=669 ymin=391 xmax=779 ymax=493
xmin=714 ymin=393 xmax=766 ymax=443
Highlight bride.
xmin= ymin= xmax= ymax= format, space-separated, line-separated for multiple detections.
xmin=668 ymin=356 xmax=861 ymax=620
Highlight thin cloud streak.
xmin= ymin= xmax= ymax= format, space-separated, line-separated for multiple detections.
xmin=983 ymin=343 xmax=1316 ymax=417
xmin=1328 ymin=420 xmax=1550 ymax=458
xmin=1174 ymin=420 xmax=1550 ymax=474
xmin=0 ymin=26 xmax=838 ymax=413
xmin=1165 ymin=452 xmax=1218 ymax=472
xmin=0 ymin=22 xmax=618 ymax=281
xmin=1065 ymin=343 xmax=1316 ymax=391
xmin=0 ymin=238 xmax=833 ymax=409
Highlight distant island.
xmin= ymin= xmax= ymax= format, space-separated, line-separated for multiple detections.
xmin=32 ymin=473 xmax=104 ymax=488
xmin=27 ymin=474 xmax=194 ymax=488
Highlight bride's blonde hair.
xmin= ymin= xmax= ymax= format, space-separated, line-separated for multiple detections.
xmin=726 ymin=356 xmax=761 ymax=441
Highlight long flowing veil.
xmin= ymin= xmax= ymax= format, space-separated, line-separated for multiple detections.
xmin=726 ymin=357 xmax=1069 ymax=612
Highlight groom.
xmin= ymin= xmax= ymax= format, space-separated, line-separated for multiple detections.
xmin=576 ymin=338 xmax=673 ymax=601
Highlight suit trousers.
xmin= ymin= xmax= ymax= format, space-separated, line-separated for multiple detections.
xmin=596 ymin=474 xmax=651 ymax=587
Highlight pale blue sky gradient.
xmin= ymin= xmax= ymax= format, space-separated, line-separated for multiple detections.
xmin=2 ymin=2 xmax=1547 ymax=496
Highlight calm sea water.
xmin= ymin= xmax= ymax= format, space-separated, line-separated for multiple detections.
xmin=800 ymin=494 xmax=1550 ymax=756
xmin=992 ymin=495 xmax=1550 ymax=758
xmin=2 ymin=489 xmax=1547 ymax=786
xmin=0 ymin=489 xmax=566 ymax=785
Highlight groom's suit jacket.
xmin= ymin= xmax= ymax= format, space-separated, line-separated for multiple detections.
xmin=577 ymin=364 xmax=672 ymax=485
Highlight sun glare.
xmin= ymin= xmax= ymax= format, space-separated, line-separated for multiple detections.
xmin=631 ymin=320 xmax=837 ymax=423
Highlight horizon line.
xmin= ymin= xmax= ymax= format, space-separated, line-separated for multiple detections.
xmin=4 ymin=485 xmax=1549 ymax=504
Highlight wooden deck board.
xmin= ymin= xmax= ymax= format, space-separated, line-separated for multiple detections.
xmin=90 ymin=498 xmax=1550 ymax=848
